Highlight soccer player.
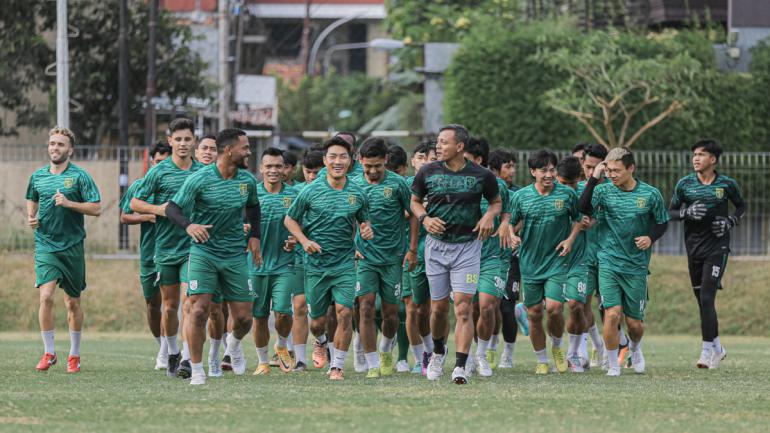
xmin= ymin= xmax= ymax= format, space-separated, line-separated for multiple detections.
xmin=131 ymin=117 xmax=203 ymax=377
xmin=119 ymin=140 xmax=171 ymax=369
xmin=196 ymin=134 xmax=218 ymax=165
xmin=284 ymin=136 xmax=373 ymax=380
xmin=316 ymin=131 xmax=364 ymax=178
xmin=250 ymin=148 xmax=298 ymax=375
xmin=572 ymin=143 xmax=588 ymax=177
xmin=282 ymin=150 xmax=298 ymax=186
xmin=509 ymin=150 xmax=581 ymax=375
xmin=411 ymin=124 xmax=501 ymax=384
xmin=290 ymin=149 xmax=324 ymax=372
xmin=463 ymin=140 xmax=511 ymax=378
xmin=352 ymin=138 xmax=416 ymax=378
xmin=28 ymin=126 xmax=102 ymax=373
xmin=386 ymin=144 xmax=409 ymax=177
xmin=669 ymin=139 xmax=745 ymax=369
xmin=164 ymin=128 xmax=261 ymax=385
xmin=403 ymin=141 xmax=438 ymax=375
xmin=578 ymin=147 xmax=669 ymax=376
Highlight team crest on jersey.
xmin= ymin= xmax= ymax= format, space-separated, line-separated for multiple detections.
xmin=348 ymin=194 xmax=357 ymax=205
xmin=282 ymin=197 xmax=293 ymax=208
xmin=63 ymin=178 xmax=74 ymax=189
xmin=383 ymin=187 xmax=393 ymax=199
xmin=637 ymin=197 xmax=647 ymax=208
xmin=715 ymin=187 xmax=725 ymax=199
xmin=554 ymin=199 xmax=564 ymax=211
xmin=239 ymin=183 xmax=248 ymax=196
xmin=464 ymin=176 xmax=477 ymax=190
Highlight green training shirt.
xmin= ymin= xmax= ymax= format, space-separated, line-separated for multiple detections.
xmin=171 ymin=164 xmax=259 ymax=260
xmin=480 ymin=177 xmax=511 ymax=261
xmin=353 ymin=170 xmax=411 ymax=266
xmin=500 ymin=183 xmax=521 ymax=264
xmin=292 ymin=181 xmax=308 ymax=266
xmin=590 ymin=180 xmax=669 ymax=275
xmin=135 ymin=157 xmax=203 ymax=264
xmin=120 ymin=178 xmax=155 ymax=263
xmin=286 ymin=176 xmax=369 ymax=272
xmin=510 ymin=182 xmax=579 ymax=280
xmin=26 ymin=162 xmax=101 ymax=253
xmin=250 ymin=182 xmax=298 ymax=275
xmin=577 ymin=179 xmax=607 ymax=267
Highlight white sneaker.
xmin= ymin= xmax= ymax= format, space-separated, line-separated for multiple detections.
xmin=601 ymin=350 xmax=609 ymax=371
xmin=464 ymin=355 xmax=476 ymax=376
xmin=569 ymin=355 xmax=584 ymax=373
xmin=709 ymin=346 xmax=726 ymax=370
xmin=208 ymin=357 xmax=223 ymax=377
xmin=475 ymin=355 xmax=493 ymax=377
xmin=155 ymin=350 xmax=168 ymax=370
xmin=696 ymin=349 xmax=712 ymax=369
xmin=190 ymin=373 xmax=206 ymax=385
xmin=427 ymin=353 xmax=445 ymax=380
xmin=396 ymin=360 xmax=409 ymax=373
xmin=631 ymin=349 xmax=645 ymax=374
xmin=606 ymin=366 xmax=621 ymax=377
xmin=451 ymin=366 xmax=468 ymax=384
xmin=354 ymin=350 xmax=367 ymax=373
xmin=227 ymin=335 xmax=246 ymax=375
xmin=498 ymin=353 xmax=513 ymax=369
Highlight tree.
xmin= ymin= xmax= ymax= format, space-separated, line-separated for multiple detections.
xmin=537 ymin=29 xmax=703 ymax=148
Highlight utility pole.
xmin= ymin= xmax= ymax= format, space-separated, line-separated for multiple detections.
xmin=218 ymin=0 xmax=230 ymax=129
xmin=145 ymin=0 xmax=159 ymax=149
xmin=56 ymin=0 xmax=70 ymax=127
xmin=118 ymin=0 xmax=130 ymax=249
xmin=299 ymin=0 xmax=312 ymax=74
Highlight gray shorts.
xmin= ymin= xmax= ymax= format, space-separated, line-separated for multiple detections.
xmin=424 ymin=236 xmax=481 ymax=301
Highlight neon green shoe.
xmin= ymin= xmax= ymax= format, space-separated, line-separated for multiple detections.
xmin=486 ymin=350 xmax=497 ymax=369
xmin=535 ymin=363 xmax=549 ymax=375
xmin=366 ymin=367 xmax=381 ymax=379
xmin=379 ymin=352 xmax=394 ymax=376
xmin=552 ymin=346 xmax=567 ymax=373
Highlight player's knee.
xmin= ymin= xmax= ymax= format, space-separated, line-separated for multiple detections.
xmin=293 ymin=301 xmax=308 ymax=318
xmin=567 ymin=300 xmax=583 ymax=316
xmin=605 ymin=307 xmax=622 ymax=324
xmin=63 ymin=296 xmax=81 ymax=312
xmin=546 ymin=302 xmax=563 ymax=316
xmin=39 ymin=292 xmax=55 ymax=308
xmin=479 ymin=302 xmax=496 ymax=319
xmin=527 ymin=305 xmax=544 ymax=322
xmin=310 ymin=319 xmax=326 ymax=336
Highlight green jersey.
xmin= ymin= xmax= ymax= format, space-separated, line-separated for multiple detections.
xmin=135 ymin=157 xmax=203 ymax=264
xmin=590 ymin=180 xmax=669 ymax=275
xmin=171 ymin=164 xmax=259 ymax=260
xmin=120 ymin=178 xmax=155 ymax=263
xmin=480 ymin=178 xmax=511 ymax=261
xmin=292 ymin=181 xmax=308 ymax=265
xmin=26 ymin=162 xmax=101 ymax=253
xmin=577 ymin=179 xmax=606 ymax=267
xmin=510 ymin=183 xmax=579 ymax=280
xmin=286 ymin=176 xmax=370 ymax=272
xmin=500 ymin=183 xmax=521 ymax=263
xmin=250 ymin=182 xmax=298 ymax=275
xmin=411 ymin=160 xmax=500 ymax=244
xmin=353 ymin=170 xmax=411 ymax=265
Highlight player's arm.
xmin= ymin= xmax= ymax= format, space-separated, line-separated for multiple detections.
xmin=284 ymin=189 xmax=321 ymax=254
xmin=131 ymin=197 xmax=167 ymax=217
xmin=165 ymin=200 xmax=211 ymax=243
xmin=556 ymin=221 xmax=583 ymax=257
xmin=120 ymin=212 xmax=155 ymax=225
xmin=636 ymin=191 xmax=669 ymax=250
xmin=475 ymin=173 xmax=502 ymax=241
xmin=356 ymin=194 xmax=373 ymax=241
xmin=668 ymin=180 xmax=706 ymax=221
xmin=52 ymin=190 xmax=101 ymax=216
xmin=26 ymin=200 xmax=39 ymax=229
xmin=712 ymin=179 xmax=747 ymax=238
xmin=130 ymin=166 xmax=166 ymax=216
xmin=245 ymin=202 xmax=262 ymax=266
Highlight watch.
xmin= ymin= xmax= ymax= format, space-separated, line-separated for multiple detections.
xmin=418 ymin=214 xmax=428 ymax=225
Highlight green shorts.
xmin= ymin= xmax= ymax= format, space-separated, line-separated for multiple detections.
xmin=586 ymin=262 xmax=599 ymax=295
xmin=522 ymin=274 xmax=566 ymax=308
xmin=598 ymin=268 xmax=648 ymax=321
xmin=305 ymin=270 xmax=356 ymax=319
xmin=35 ymin=242 xmax=86 ymax=298
xmin=499 ymin=259 xmax=511 ymax=289
xmin=186 ymin=253 xmax=254 ymax=303
xmin=565 ymin=265 xmax=594 ymax=304
xmin=407 ymin=264 xmax=430 ymax=305
xmin=356 ymin=261 xmax=403 ymax=305
xmin=477 ymin=258 xmax=504 ymax=299
xmin=251 ymin=273 xmax=294 ymax=318
xmin=140 ymin=260 xmax=160 ymax=300
xmin=288 ymin=264 xmax=305 ymax=297
xmin=157 ymin=257 xmax=188 ymax=286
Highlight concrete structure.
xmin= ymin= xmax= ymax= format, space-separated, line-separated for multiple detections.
xmin=715 ymin=0 xmax=770 ymax=71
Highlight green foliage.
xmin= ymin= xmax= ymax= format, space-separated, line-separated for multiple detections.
xmin=277 ymin=73 xmax=408 ymax=133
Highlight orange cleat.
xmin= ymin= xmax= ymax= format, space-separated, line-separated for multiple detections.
xmin=67 ymin=355 xmax=81 ymax=373
xmin=36 ymin=353 xmax=58 ymax=371
xmin=312 ymin=341 xmax=328 ymax=369
xmin=275 ymin=345 xmax=294 ymax=373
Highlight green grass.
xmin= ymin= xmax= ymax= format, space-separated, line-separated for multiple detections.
xmin=2 ymin=333 xmax=770 ymax=432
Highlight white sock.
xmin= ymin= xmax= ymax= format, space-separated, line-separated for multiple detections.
xmin=209 ymin=339 xmax=222 ymax=361
xmin=579 ymin=333 xmax=589 ymax=359
xmin=490 ymin=334 xmax=499 ymax=351
xmin=191 ymin=361 xmax=205 ymax=377
xmin=332 ymin=348 xmax=348 ymax=370
xmin=316 ymin=334 xmax=327 ymax=345
xmin=713 ymin=336 xmax=722 ymax=353
xmin=276 ymin=335 xmax=288 ymax=349
xmin=379 ymin=335 xmax=394 ymax=353
xmin=69 ymin=330 xmax=81 ymax=357
xmin=567 ymin=334 xmax=581 ymax=357
xmin=287 ymin=332 xmax=294 ymax=352
xmin=365 ymin=352 xmax=379 ymax=369
xmin=295 ymin=344 xmax=307 ymax=364
xmin=702 ymin=340 xmax=712 ymax=351
xmin=167 ymin=336 xmax=180 ymax=355
xmin=410 ymin=344 xmax=424 ymax=363
xmin=256 ymin=346 xmax=269 ymax=364
xmin=607 ymin=348 xmax=620 ymax=369
xmin=503 ymin=342 xmax=515 ymax=358
xmin=551 ymin=335 xmax=562 ymax=348
xmin=588 ymin=324 xmax=603 ymax=351
xmin=329 ymin=342 xmax=336 ymax=361
xmin=476 ymin=338 xmax=490 ymax=358
xmin=629 ymin=338 xmax=642 ymax=352
xmin=155 ymin=336 xmax=161 ymax=346
xmin=41 ymin=330 xmax=55 ymax=354
xmin=182 ymin=341 xmax=190 ymax=361
xmin=535 ymin=349 xmax=548 ymax=363
xmin=619 ymin=331 xmax=628 ymax=346
xmin=422 ymin=333 xmax=434 ymax=353
xmin=223 ymin=332 xmax=230 ymax=351
xmin=226 ymin=334 xmax=241 ymax=352
xmin=160 ymin=336 xmax=168 ymax=357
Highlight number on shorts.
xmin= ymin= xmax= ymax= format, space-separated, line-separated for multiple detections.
xmin=466 ymin=273 xmax=478 ymax=284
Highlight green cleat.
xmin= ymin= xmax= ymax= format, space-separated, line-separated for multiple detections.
xmin=486 ymin=350 xmax=497 ymax=369
xmin=366 ymin=367 xmax=381 ymax=379
xmin=379 ymin=352 xmax=394 ymax=376
xmin=552 ymin=346 xmax=568 ymax=373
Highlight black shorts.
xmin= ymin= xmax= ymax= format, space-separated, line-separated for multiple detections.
xmin=504 ymin=254 xmax=521 ymax=302
xmin=687 ymin=253 xmax=728 ymax=290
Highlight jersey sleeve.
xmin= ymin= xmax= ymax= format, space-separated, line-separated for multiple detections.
xmin=286 ymin=186 xmax=309 ymax=222
xmin=670 ymin=178 xmax=686 ymax=209
xmin=481 ymin=172 xmax=500 ymax=202
xmin=499 ymin=183 xmax=511 ymax=215
xmin=411 ymin=166 xmax=427 ymax=200
xmin=25 ymin=173 xmax=39 ymax=202
xmin=590 ymin=183 xmax=604 ymax=210
xmin=509 ymin=190 xmax=521 ymax=225
xmin=727 ymin=178 xmax=746 ymax=210
xmin=120 ymin=181 xmax=140 ymax=214
xmin=78 ymin=171 xmax=101 ymax=203
xmin=135 ymin=165 xmax=159 ymax=201
xmin=567 ymin=187 xmax=580 ymax=222
xmin=356 ymin=190 xmax=371 ymax=223
xmin=171 ymin=174 xmax=200 ymax=211
xmin=651 ymin=189 xmax=670 ymax=224
xmin=397 ymin=177 xmax=412 ymax=215
xmin=246 ymin=176 xmax=259 ymax=207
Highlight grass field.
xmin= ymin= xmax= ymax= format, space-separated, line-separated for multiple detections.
xmin=2 ymin=333 xmax=770 ymax=433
